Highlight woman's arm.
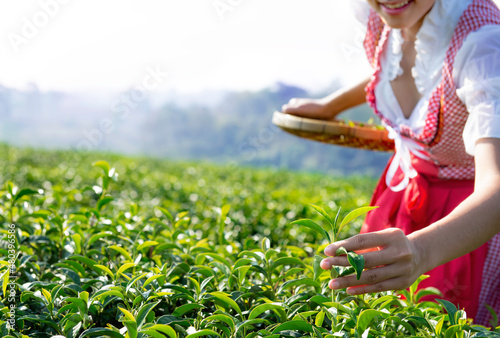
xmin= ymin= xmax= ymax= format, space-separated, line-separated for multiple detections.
xmin=282 ymin=76 xmax=370 ymax=120
xmin=320 ymin=138 xmax=500 ymax=294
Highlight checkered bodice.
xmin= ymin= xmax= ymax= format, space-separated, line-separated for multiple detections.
xmin=364 ymin=0 xmax=500 ymax=180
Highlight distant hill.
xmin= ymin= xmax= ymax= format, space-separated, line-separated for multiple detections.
xmin=0 ymin=82 xmax=390 ymax=176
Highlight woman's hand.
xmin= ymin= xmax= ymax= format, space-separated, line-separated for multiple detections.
xmin=281 ymin=76 xmax=371 ymax=120
xmin=281 ymin=97 xmax=334 ymax=120
xmin=320 ymin=228 xmax=424 ymax=295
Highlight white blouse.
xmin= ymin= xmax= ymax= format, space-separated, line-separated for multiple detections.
xmin=351 ymin=0 xmax=500 ymax=156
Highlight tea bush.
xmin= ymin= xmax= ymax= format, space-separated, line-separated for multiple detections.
xmin=0 ymin=144 xmax=498 ymax=337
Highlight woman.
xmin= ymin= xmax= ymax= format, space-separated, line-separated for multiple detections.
xmin=282 ymin=0 xmax=500 ymax=325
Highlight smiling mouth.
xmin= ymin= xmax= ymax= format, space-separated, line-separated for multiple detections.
xmin=381 ymin=0 xmax=412 ymax=9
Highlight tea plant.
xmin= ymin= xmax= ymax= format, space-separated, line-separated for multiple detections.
xmin=0 ymin=145 xmax=498 ymax=337
xmin=292 ymin=205 xmax=377 ymax=281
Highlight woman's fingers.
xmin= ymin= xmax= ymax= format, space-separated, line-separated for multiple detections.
xmin=281 ymin=97 xmax=331 ymax=119
xmin=320 ymin=249 xmax=392 ymax=270
xmin=320 ymin=228 xmax=422 ymax=294
xmin=321 ymin=229 xmax=407 ymax=269
xmin=324 ymin=228 xmax=405 ymax=257
xmin=282 ymin=98 xmax=309 ymax=115
xmin=328 ymin=263 xmax=414 ymax=294
xmin=346 ymin=277 xmax=412 ymax=295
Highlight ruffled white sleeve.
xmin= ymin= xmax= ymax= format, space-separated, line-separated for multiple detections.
xmin=454 ymin=25 xmax=500 ymax=156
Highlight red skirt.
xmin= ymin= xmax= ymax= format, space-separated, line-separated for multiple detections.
xmin=361 ymin=155 xmax=488 ymax=321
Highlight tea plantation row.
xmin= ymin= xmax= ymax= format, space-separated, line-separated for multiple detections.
xmin=0 ymin=144 xmax=498 ymax=337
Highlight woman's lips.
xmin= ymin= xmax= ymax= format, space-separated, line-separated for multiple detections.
xmin=379 ymin=0 xmax=413 ymax=14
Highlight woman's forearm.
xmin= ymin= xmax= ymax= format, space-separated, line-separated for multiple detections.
xmin=282 ymin=76 xmax=370 ymax=120
xmin=323 ymin=76 xmax=370 ymax=116
xmin=320 ymin=139 xmax=500 ymax=295
xmin=410 ymin=139 xmax=500 ymax=274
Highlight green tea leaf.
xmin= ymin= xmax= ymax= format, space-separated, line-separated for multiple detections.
xmin=196 ymin=253 xmax=232 ymax=269
xmin=92 ymin=290 xmax=125 ymax=301
xmin=87 ymin=231 xmax=113 ymax=247
xmin=137 ymin=241 xmax=159 ymax=252
xmin=234 ymin=319 xmax=270 ymax=335
xmin=109 ymin=245 xmax=133 ymax=262
xmin=2 ymin=271 xmax=9 ymax=298
xmin=271 ymin=320 xmax=314 ymax=334
xmin=186 ymin=329 xmax=220 ymax=338
xmin=333 ymin=207 xmax=342 ymax=238
xmin=233 ymin=258 xmax=253 ymax=270
xmin=141 ymin=274 xmax=163 ymax=290
xmin=357 ymin=309 xmax=389 ymax=333
xmin=444 ymin=324 xmax=461 ymax=338
xmin=347 ymin=252 xmax=364 ymax=280
xmin=117 ymin=263 xmax=137 ymax=277
xmin=291 ymin=219 xmax=331 ymax=243
xmin=436 ymin=299 xmax=458 ymax=326
xmin=147 ymin=324 xmax=177 ymax=338
xmin=209 ymin=292 xmax=242 ymax=317
xmin=238 ymin=251 xmax=264 ymax=262
xmin=13 ymin=188 xmax=41 ymax=204
xmin=118 ymin=307 xmax=136 ymax=322
xmin=136 ymin=301 xmax=160 ymax=329
xmin=270 ymin=257 xmax=306 ymax=274
xmin=330 ymin=266 xmax=340 ymax=279
xmin=249 ymin=303 xmax=286 ymax=322
xmin=139 ymin=330 xmax=168 ymax=338
xmin=97 ymin=196 xmax=114 ymax=211
xmin=415 ymin=287 xmax=442 ymax=303
xmin=80 ymin=327 xmax=125 ymax=337
xmin=337 ymin=206 xmax=378 ymax=234
xmin=261 ymin=237 xmax=270 ymax=253
xmin=126 ymin=273 xmax=148 ymax=294
xmin=202 ymin=314 xmax=236 ymax=331
xmin=123 ymin=320 xmax=138 ymax=338
xmin=278 ymin=278 xmax=321 ymax=293
xmin=156 ymin=206 xmax=174 ymax=223
xmin=72 ymin=234 xmax=82 ymax=255
xmin=309 ymin=204 xmax=333 ymax=226
xmin=315 ymin=309 xmax=326 ymax=327
xmin=336 ymin=247 xmax=364 ymax=280
xmin=313 ymin=255 xmax=323 ymax=281
xmin=94 ymin=264 xmax=115 ymax=280
xmin=172 ymin=303 xmax=205 ymax=317
xmin=93 ymin=160 xmax=111 ymax=175
xmin=486 ymin=304 xmax=499 ymax=327
xmin=336 ymin=247 xmax=348 ymax=256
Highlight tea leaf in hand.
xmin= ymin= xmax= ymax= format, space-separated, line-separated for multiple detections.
xmin=336 ymin=246 xmax=365 ymax=280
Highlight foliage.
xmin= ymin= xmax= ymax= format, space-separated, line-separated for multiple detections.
xmin=0 ymin=144 xmax=498 ymax=337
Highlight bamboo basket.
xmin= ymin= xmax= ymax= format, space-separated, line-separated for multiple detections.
xmin=272 ymin=111 xmax=394 ymax=152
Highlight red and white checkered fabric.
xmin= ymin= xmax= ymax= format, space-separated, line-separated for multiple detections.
xmin=363 ymin=0 xmax=500 ymax=326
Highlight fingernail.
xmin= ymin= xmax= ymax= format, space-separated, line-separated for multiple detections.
xmin=329 ymin=280 xmax=340 ymax=289
xmin=324 ymin=246 xmax=333 ymax=256
xmin=347 ymin=288 xmax=356 ymax=295
xmin=321 ymin=259 xmax=331 ymax=269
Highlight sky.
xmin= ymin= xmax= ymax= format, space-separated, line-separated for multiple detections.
xmin=2 ymin=1 xmax=500 ymax=95
xmin=0 ymin=0 xmax=371 ymax=94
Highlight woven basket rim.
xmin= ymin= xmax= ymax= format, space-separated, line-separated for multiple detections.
xmin=272 ymin=111 xmax=395 ymax=152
